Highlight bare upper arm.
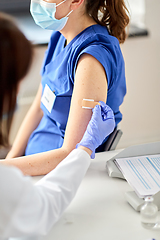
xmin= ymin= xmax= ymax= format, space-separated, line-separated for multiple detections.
xmin=62 ymin=54 xmax=108 ymax=151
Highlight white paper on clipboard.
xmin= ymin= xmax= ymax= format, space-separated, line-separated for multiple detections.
xmin=115 ymin=154 xmax=160 ymax=198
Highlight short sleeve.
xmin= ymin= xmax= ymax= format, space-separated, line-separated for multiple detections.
xmin=72 ymin=44 xmax=115 ymax=89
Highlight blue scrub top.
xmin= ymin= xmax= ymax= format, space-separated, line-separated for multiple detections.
xmin=25 ymin=24 xmax=126 ymax=155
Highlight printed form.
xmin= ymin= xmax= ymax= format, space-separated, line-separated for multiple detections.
xmin=115 ymin=154 xmax=160 ymax=198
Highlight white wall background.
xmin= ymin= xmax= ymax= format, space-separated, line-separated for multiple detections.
xmin=118 ymin=0 xmax=160 ymax=148
xmin=126 ymin=0 xmax=146 ymax=27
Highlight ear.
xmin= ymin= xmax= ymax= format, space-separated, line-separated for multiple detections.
xmin=70 ymin=0 xmax=85 ymax=10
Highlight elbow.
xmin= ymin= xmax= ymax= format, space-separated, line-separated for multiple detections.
xmin=61 ymin=139 xmax=78 ymax=155
xmin=60 ymin=145 xmax=73 ymax=158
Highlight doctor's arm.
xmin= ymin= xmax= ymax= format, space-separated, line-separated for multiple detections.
xmin=0 ymin=104 xmax=115 ymax=238
xmin=0 ymin=149 xmax=90 ymax=238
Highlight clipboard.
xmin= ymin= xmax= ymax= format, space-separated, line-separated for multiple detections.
xmin=106 ymin=141 xmax=160 ymax=211
xmin=106 ymin=141 xmax=160 ymax=179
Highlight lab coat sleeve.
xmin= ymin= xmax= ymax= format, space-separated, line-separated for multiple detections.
xmin=0 ymin=149 xmax=91 ymax=239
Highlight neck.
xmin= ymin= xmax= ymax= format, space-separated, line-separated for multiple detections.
xmin=60 ymin=12 xmax=97 ymax=45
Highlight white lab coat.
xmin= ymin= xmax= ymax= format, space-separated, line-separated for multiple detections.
xmin=0 ymin=149 xmax=91 ymax=240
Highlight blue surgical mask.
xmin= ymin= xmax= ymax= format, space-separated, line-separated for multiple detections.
xmin=30 ymin=0 xmax=72 ymax=31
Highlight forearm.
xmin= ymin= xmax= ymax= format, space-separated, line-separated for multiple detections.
xmin=7 ymin=105 xmax=43 ymax=158
xmin=3 ymin=147 xmax=70 ymax=176
xmin=7 ymin=84 xmax=43 ymax=158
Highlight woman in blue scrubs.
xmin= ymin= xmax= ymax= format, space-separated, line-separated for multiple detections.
xmin=6 ymin=0 xmax=130 ymax=176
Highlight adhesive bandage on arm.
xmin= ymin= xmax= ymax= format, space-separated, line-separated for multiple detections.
xmin=81 ymin=99 xmax=100 ymax=109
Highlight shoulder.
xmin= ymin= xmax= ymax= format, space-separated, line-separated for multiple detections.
xmin=71 ymin=25 xmax=125 ymax=87
xmin=72 ymin=25 xmax=123 ymax=65
xmin=73 ymin=24 xmax=119 ymax=50
xmin=73 ymin=25 xmax=123 ymax=66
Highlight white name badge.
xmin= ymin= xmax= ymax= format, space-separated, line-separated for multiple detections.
xmin=41 ymin=84 xmax=56 ymax=113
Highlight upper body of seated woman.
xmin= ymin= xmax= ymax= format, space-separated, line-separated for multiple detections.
xmin=6 ymin=0 xmax=129 ymax=176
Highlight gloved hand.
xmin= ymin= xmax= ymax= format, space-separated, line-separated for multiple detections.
xmin=76 ymin=101 xmax=115 ymax=158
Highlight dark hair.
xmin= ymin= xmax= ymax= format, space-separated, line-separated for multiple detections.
xmin=0 ymin=12 xmax=33 ymax=147
xmin=86 ymin=0 xmax=130 ymax=43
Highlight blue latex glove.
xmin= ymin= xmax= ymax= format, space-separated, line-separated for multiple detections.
xmin=76 ymin=101 xmax=115 ymax=158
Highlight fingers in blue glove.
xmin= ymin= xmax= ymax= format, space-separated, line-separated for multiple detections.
xmin=98 ymin=101 xmax=115 ymax=121
xmin=77 ymin=101 xmax=115 ymax=159
xmin=91 ymin=104 xmax=101 ymax=119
